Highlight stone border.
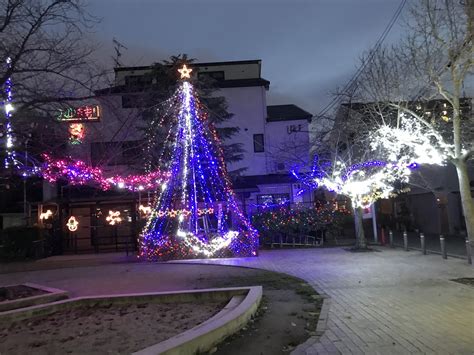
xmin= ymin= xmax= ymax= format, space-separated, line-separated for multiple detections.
xmin=0 ymin=286 xmax=262 ymax=355
xmin=166 ymin=260 xmax=331 ymax=355
xmin=134 ymin=286 xmax=262 ymax=355
xmin=0 ymin=282 xmax=68 ymax=312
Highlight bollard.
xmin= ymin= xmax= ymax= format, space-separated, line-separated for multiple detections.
xmin=420 ymin=233 xmax=426 ymax=255
xmin=466 ymin=239 xmax=472 ymax=265
xmin=440 ymin=235 xmax=447 ymax=259
xmin=403 ymin=231 xmax=408 ymax=251
xmin=389 ymin=230 xmax=394 ymax=248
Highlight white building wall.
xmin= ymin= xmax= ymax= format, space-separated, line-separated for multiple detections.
xmin=216 ymin=86 xmax=268 ymax=176
xmin=197 ymin=63 xmax=260 ymax=80
xmin=264 ymin=120 xmax=310 ymax=174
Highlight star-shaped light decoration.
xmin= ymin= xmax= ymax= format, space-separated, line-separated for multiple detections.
xmin=178 ymin=64 xmax=192 ymax=79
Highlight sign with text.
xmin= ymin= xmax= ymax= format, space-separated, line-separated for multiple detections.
xmin=58 ymin=105 xmax=101 ymax=122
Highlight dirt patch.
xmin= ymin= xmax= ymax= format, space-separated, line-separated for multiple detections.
xmin=200 ymin=269 xmax=323 ymax=355
xmin=451 ymin=278 xmax=474 ymax=287
xmin=0 ymin=300 xmax=226 ymax=355
xmin=0 ymin=285 xmax=47 ymax=302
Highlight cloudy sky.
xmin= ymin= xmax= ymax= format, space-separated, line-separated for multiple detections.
xmin=88 ymin=0 xmax=405 ymax=116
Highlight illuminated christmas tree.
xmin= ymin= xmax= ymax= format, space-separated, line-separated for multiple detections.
xmin=139 ymin=65 xmax=258 ymax=260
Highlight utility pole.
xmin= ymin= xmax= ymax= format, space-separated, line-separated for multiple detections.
xmin=466 ymin=0 xmax=474 ymax=40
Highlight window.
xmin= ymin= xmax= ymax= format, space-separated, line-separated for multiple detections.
xmin=198 ymin=71 xmax=225 ymax=81
xmin=257 ymin=194 xmax=290 ymax=206
xmin=253 ymin=134 xmax=264 ymax=152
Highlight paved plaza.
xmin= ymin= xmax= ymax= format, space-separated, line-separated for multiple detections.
xmin=190 ymin=248 xmax=474 ymax=354
xmin=1 ymin=247 xmax=473 ymax=354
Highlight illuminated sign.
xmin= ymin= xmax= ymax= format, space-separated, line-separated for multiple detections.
xmin=58 ymin=105 xmax=101 ymax=122
xmin=69 ymin=123 xmax=85 ymax=144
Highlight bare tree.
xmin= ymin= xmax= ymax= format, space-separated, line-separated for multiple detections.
xmin=0 ymin=0 xmax=107 ymax=114
xmin=356 ymin=0 xmax=474 ymax=243
xmin=297 ymin=107 xmax=412 ymax=249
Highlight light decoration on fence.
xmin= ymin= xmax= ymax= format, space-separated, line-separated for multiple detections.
xmin=66 ymin=216 xmax=79 ymax=232
xmin=152 ymin=207 xmax=215 ymax=218
xmin=3 ymin=57 xmax=17 ymax=168
xmin=39 ymin=209 xmax=53 ymax=221
xmin=139 ymin=204 xmax=152 ymax=216
xmin=40 ymin=154 xmax=170 ymax=191
xmin=106 ymin=210 xmax=122 ymax=225
xmin=138 ymin=64 xmax=258 ymax=260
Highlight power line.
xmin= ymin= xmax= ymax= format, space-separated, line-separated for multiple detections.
xmin=315 ymin=0 xmax=407 ymax=119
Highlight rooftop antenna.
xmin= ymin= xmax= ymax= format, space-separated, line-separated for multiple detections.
xmin=112 ymin=38 xmax=128 ymax=68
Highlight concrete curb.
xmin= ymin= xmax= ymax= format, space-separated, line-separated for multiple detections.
xmin=0 ymin=282 xmax=68 ymax=312
xmin=134 ymin=286 xmax=262 ymax=355
xmin=0 ymin=286 xmax=262 ymax=355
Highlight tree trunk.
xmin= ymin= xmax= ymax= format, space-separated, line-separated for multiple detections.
xmin=455 ymin=160 xmax=474 ymax=243
xmin=354 ymin=206 xmax=367 ymax=249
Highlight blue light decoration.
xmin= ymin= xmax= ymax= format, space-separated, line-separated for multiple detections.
xmin=3 ymin=57 xmax=17 ymax=169
xmin=139 ymin=65 xmax=259 ymax=260
xmin=291 ymin=155 xmax=418 ymax=209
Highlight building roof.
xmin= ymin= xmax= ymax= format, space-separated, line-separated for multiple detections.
xmin=113 ymin=60 xmax=263 ymax=73
xmin=267 ymin=104 xmax=312 ymax=122
xmin=94 ymin=77 xmax=270 ymax=96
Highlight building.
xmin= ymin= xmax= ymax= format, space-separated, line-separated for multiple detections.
xmin=36 ymin=59 xmax=314 ymax=253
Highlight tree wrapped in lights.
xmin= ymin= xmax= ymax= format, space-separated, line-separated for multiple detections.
xmin=139 ymin=65 xmax=258 ymax=260
xmin=353 ymin=0 xmax=473 ymax=251
xmin=294 ymin=157 xmax=413 ymax=249
xmin=2 ymin=57 xmax=17 ymax=169
xmin=370 ymin=114 xmax=454 ymax=167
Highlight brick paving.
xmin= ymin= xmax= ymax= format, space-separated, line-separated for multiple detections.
xmin=391 ymin=231 xmax=469 ymax=257
xmin=179 ymin=247 xmax=474 ymax=354
xmin=1 ymin=247 xmax=473 ymax=354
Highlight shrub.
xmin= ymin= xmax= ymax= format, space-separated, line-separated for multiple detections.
xmin=252 ymin=206 xmax=352 ymax=240
xmin=0 ymin=226 xmax=50 ymax=261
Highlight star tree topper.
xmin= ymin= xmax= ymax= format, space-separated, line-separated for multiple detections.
xmin=178 ymin=64 xmax=192 ymax=79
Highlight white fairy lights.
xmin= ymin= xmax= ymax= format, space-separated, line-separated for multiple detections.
xmin=370 ymin=115 xmax=453 ymax=167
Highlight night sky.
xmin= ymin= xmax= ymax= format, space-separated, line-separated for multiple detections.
xmin=89 ymin=0 xmax=405 ymax=116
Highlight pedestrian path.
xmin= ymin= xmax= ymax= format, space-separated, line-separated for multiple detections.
xmin=1 ymin=247 xmax=473 ymax=354
xmin=183 ymin=247 xmax=474 ymax=354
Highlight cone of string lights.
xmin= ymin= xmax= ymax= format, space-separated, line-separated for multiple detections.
xmin=139 ymin=64 xmax=259 ymax=260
